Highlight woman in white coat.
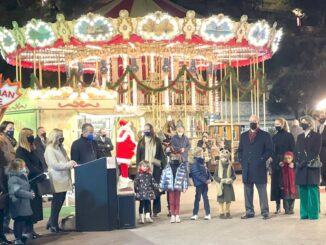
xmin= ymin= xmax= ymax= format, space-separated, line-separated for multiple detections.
xmin=44 ymin=129 xmax=76 ymax=232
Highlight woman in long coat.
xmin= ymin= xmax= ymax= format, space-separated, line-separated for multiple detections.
xmin=271 ymin=118 xmax=295 ymax=214
xmin=16 ymin=128 xmax=45 ymax=237
xmin=295 ymin=115 xmax=322 ymax=220
xmin=136 ymin=123 xmax=166 ymax=217
xmin=44 ymin=128 xmax=76 ymax=232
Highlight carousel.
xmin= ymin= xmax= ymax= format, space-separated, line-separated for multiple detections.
xmin=0 ymin=0 xmax=283 ymax=167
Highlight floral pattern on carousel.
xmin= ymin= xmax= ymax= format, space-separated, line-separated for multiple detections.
xmin=137 ymin=12 xmax=179 ymax=41
xmin=200 ymin=14 xmax=235 ymax=43
xmin=247 ymin=20 xmax=270 ymax=47
xmin=25 ymin=19 xmax=57 ymax=48
xmin=74 ymin=13 xmax=114 ymax=42
xmin=0 ymin=27 xmax=18 ymax=54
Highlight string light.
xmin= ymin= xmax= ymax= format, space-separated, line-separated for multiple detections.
xmin=271 ymin=28 xmax=283 ymax=53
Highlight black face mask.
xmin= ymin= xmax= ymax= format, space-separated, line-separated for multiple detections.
xmin=275 ymin=126 xmax=283 ymax=132
xmin=301 ymin=123 xmax=310 ymax=131
xmin=58 ymin=137 xmax=64 ymax=144
xmin=41 ymin=133 xmax=46 ymax=138
xmin=27 ymin=136 xmax=35 ymax=144
xmin=320 ymin=118 xmax=326 ymax=124
xmin=250 ymin=122 xmax=258 ymax=130
xmin=101 ymin=134 xmax=106 ymax=138
xmin=144 ymin=132 xmax=152 ymax=137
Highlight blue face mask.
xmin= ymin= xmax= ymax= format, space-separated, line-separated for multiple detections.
xmin=87 ymin=134 xmax=94 ymax=141
xmin=6 ymin=130 xmax=14 ymax=138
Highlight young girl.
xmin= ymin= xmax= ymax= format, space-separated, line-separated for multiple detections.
xmin=280 ymin=151 xmax=297 ymax=214
xmin=7 ymin=159 xmax=35 ymax=245
xmin=160 ymin=152 xmax=188 ymax=223
xmin=191 ymin=147 xmax=211 ymax=220
xmin=213 ymin=149 xmax=236 ymax=219
xmin=134 ymin=161 xmax=159 ymax=224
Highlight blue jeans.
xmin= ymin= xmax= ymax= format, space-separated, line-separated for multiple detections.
xmin=193 ymin=184 xmax=210 ymax=215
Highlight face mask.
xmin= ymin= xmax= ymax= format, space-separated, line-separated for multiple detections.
xmin=177 ymin=133 xmax=183 ymax=137
xmin=250 ymin=122 xmax=258 ymax=130
xmin=20 ymin=168 xmax=28 ymax=175
xmin=87 ymin=134 xmax=94 ymax=141
xmin=6 ymin=130 xmax=14 ymax=138
xmin=101 ymin=134 xmax=106 ymax=138
xmin=41 ymin=133 xmax=46 ymax=138
xmin=144 ymin=131 xmax=151 ymax=137
xmin=301 ymin=123 xmax=309 ymax=131
xmin=58 ymin=137 xmax=64 ymax=144
xmin=275 ymin=126 xmax=282 ymax=132
xmin=27 ymin=135 xmax=35 ymax=144
xmin=320 ymin=119 xmax=326 ymax=124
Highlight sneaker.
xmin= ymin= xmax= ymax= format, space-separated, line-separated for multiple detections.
xmin=170 ymin=215 xmax=176 ymax=223
xmin=152 ymin=213 xmax=159 ymax=218
xmin=190 ymin=215 xmax=198 ymax=220
xmin=220 ymin=214 xmax=226 ymax=219
xmin=226 ymin=213 xmax=232 ymax=219
xmin=204 ymin=214 xmax=211 ymax=220
xmin=175 ymin=215 xmax=181 ymax=223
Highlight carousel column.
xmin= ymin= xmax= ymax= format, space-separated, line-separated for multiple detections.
xmin=228 ymin=55 xmax=234 ymax=163
xmin=208 ymin=62 xmax=213 ymax=114
xmin=220 ymin=66 xmax=223 ymax=120
xmin=256 ymin=54 xmax=260 ymax=120
xmin=19 ymin=55 xmax=22 ymax=84
xmin=163 ymin=58 xmax=170 ymax=111
xmin=262 ymin=60 xmax=266 ymax=130
xmin=123 ymin=55 xmax=129 ymax=105
xmin=15 ymin=55 xmax=18 ymax=81
xmin=236 ymin=60 xmax=240 ymax=124
xmin=250 ymin=60 xmax=254 ymax=115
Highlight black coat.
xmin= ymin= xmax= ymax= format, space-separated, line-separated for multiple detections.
xmin=16 ymin=147 xmax=44 ymax=222
xmin=34 ymin=136 xmax=48 ymax=171
xmin=319 ymin=127 xmax=326 ymax=164
xmin=271 ymin=130 xmax=295 ymax=201
xmin=238 ymin=129 xmax=273 ymax=184
xmin=295 ymin=131 xmax=322 ymax=186
xmin=71 ymin=137 xmax=100 ymax=165
xmin=95 ymin=136 xmax=114 ymax=158
xmin=0 ymin=149 xmax=8 ymax=210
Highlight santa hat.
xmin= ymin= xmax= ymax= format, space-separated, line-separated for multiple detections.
xmin=119 ymin=119 xmax=128 ymax=127
xmin=284 ymin=151 xmax=294 ymax=158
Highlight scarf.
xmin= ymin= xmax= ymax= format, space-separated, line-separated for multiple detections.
xmin=281 ymin=162 xmax=296 ymax=197
xmin=249 ymin=129 xmax=258 ymax=143
xmin=145 ymin=137 xmax=157 ymax=170
xmin=216 ymin=162 xmax=232 ymax=197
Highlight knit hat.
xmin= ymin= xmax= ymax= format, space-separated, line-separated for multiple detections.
xmin=119 ymin=119 xmax=128 ymax=127
xmin=192 ymin=147 xmax=203 ymax=158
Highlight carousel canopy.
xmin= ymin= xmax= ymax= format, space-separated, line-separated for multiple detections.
xmin=94 ymin=0 xmax=189 ymax=18
xmin=0 ymin=10 xmax=282 ymax=73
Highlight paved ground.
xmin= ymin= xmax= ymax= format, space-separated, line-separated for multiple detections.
xmin=11 ymin=176 xmax=326 ymax=245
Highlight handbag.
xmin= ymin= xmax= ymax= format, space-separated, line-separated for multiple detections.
xmin=307 ymin=158 xmax=323 ymax=168
xmin=36 ymin=178 xmax=55 ymax=195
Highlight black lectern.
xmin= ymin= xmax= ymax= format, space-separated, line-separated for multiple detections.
xmin=75 ymin=157 xmax=118 ymax=231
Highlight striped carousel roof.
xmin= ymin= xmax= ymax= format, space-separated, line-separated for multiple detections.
xmin=94 ymin=0 xmax=189 ymax=18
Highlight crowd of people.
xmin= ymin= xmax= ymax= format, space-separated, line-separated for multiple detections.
xmin=0 ymin=112 xmax=325 ymax=244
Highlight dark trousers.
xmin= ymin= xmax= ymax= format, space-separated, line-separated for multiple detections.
xmin=13 ymin=216 xmax=32 ymax=240
xmin=0 ymin=209 xmax=4 ymax=238
xmin=49 ymin=192 xmax=66 ymax=227
xmin=152 ymin=195 xmax=161 ymax=214
xmin=2 ymin=208 xmax=10 ymax=230
xmin=139 ymin=200 xmax=150 ymax=214
xmin=193 ymin=184 xmax=210 ymax=215
xmin=244 ymin=183 xmax=269 ymax=216
xmin=283 ymin=199 xmax=295 ymax=212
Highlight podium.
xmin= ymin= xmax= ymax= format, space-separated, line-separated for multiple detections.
xmin=75 ymin=157 xmax=118 ymax=231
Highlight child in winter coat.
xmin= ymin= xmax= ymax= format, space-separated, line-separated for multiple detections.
xmin=191 ymin=147 xmax=212 ymax=220
xmin=160 ymin=153 xmax=188 ymax=223
xmin=279 ymin=151 xmax=297 ymax=214
xmin=7 ymin=158 xmax=35 ymax=245
xmin=213 ymin=149 xmax=236 ymax=219
xmin=134 ymin=160 xmax=159 ymax=224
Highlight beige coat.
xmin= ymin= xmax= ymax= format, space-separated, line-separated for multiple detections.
xmin=44 ymin=145 xmax=74 ymax=193
xmin=0 ymin=133 xmax=15 ymax=165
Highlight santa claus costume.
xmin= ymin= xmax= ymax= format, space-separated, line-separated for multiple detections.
xmin=116 ymin=119 xmax=136 ymax=189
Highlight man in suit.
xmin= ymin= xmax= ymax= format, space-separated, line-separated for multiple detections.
xmin=95 ymin=128 xmax=114 ymax=158
xmin=318 ymin=113 xmax=326 ymax=186
xmin=238 ymin=115 xmax=273 ymax=220
xmin=34 ymin=126 xmax=48 ymax=171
